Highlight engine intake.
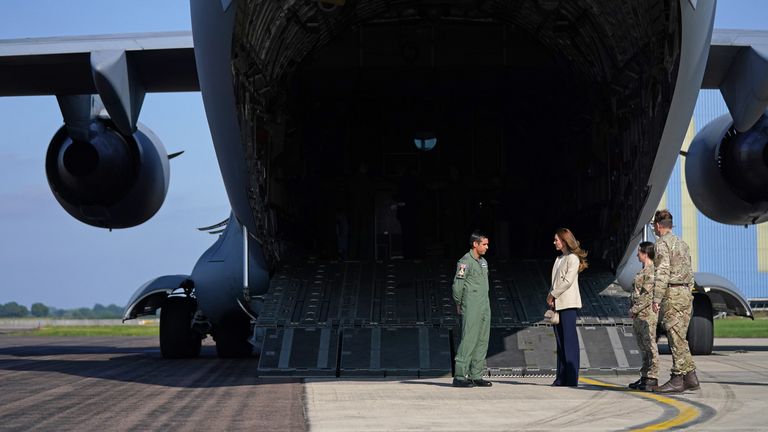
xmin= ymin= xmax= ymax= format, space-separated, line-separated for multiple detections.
xmin=686 ymin=113 xmax=768 ymax=225
xmin=46 ymin=118 xmax=170 ymax=229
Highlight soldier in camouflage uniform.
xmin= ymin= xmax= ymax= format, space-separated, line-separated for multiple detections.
xmin=651 ymin=210 xmax=699 ymax=393
xmin=452 ymin=231 xmax=492 ymax=388
xmin=628 ymin=241 xmax=659 ymax=391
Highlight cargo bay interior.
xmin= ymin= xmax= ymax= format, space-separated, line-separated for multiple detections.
xmin=232 ymin=1 xmax=681 ymax=272
xmin=231 ymin=0 xmax=683 ymax=376
xmin=286 ymin=24 xmax=597 ymax=263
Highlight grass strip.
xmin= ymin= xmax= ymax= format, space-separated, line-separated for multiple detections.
xmin=714 ymin=318 xmax=768 ymax=338
xmin=8 ymin=325 xmax=159 ymax=337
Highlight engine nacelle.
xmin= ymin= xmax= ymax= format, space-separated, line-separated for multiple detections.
xmin=685 ymin=113 xmax=768 ymax=225
xmin=45 ymin=118 xmax=170 ymax=229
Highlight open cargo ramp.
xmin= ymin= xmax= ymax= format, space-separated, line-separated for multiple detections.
xmin=252 ymin=260 xmax=642 ymax=377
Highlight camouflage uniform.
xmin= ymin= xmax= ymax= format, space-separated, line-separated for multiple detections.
xmin=630 ymin=263 xmax=658 ymax=379
xmin=452 ymin=251 xmax=491 ymax=380
xmin=653 ymin=232 xmax=696 ymax=375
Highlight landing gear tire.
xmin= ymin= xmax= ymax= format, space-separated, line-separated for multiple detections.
xmin=687 ymin=293 xmax=714 ymax=355
xmin=160 ymin=296 xmax=202 ymax=359
xmin=214 ymin=320 xmax=252 ymax=358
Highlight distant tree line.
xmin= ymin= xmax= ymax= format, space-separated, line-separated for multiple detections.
xmin=0 ymin=302 xmax=124 ymax=319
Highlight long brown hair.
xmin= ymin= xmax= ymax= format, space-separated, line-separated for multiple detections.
xmin=556 ymin=228 xmax=588 ymax=273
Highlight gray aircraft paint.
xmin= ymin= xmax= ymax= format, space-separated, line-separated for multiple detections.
xmin=615 ymin=0 xmax=717 ymax=289
xmin=191 ymin=213 xmax=269 ymax=323
xmin=2 ymin=0 xmax=766 ymax=347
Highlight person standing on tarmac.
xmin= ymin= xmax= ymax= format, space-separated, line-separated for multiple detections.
xmin=628 ymin=241 xmax=659 ymax=391
xmin=651 ymin=209 xmax=700 ymax=393
xmin=547 ymin=228 xmax=587 ymax=387
xmin=452 ymin=231 xmax=492 ymax=388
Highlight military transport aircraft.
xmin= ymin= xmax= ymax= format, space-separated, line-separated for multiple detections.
xmin=0 ymin=0 xmax=764 ymax=373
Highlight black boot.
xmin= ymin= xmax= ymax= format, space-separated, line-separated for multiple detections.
xmin=653 ymin=375 xmax=684 ymax=393
xmin=628 ymin=377 xmax=644 ymax=389
xmin=638 ymin=378 xmax=658 ymax=391
xmin=683 ymin=370 xmax=700 ymax=390
xmin=472 ymin=379 xmax=493 ymax=387
xmin=452 ymin=377 xmax=475 ymax=388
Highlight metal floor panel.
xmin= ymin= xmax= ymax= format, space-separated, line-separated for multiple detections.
xmin=257 ymin=327 xmax=339 ymax=376
xmin=339 ymin=327 xmax=452 ymax=377
xmin=253 ymin=259 xmax=639 ymax=377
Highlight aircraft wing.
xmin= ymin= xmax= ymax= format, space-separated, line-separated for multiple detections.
xmin=703 ymin=29 xmax=768 ymax=88
xmin=0 ymin=31 xmax=197 ymax=97
xmin=703 ymin=29 xmax=768 ymax=131
xmin=0 ymin=28 xmax=764 ymax=97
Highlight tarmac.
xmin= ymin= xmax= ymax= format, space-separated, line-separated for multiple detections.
xmin=0 ymin=336 xmax=766 ymax=431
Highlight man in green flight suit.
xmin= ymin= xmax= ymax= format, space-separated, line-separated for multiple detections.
xmin=452 ymin=231 xmax=492 ymax=388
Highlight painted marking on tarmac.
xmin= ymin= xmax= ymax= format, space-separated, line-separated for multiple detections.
xmin=579 ymin=377 xmax=700 ymax=431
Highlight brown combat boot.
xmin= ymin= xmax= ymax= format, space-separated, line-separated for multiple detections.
xmin=653 ymin=374 xmax=685 ymax=393
xmin=683 ymin=370 xmax=700 ymax=390
xmin=638 ymin=378 xmax=658 ymax=391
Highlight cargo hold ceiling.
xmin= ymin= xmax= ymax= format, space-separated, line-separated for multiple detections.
xmin=231 ymin=0 xmax=681 ymax=269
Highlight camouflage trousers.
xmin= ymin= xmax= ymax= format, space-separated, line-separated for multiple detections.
xmin=661 ymin=286 xmax=696 ymax=375
xmin=633 ymin=307 xmax=659 ymax=379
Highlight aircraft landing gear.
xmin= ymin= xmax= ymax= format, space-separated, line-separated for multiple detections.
xmin=160 ymin=296 xmax=203 ymax=358
xmin=687 ymin=293 xmax=714 ymax=355
xmin=655 ymin=293 xmax=715 ymax=355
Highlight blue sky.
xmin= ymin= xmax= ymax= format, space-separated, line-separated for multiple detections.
xmin=0 ymin=1 xmax=765 ymax=308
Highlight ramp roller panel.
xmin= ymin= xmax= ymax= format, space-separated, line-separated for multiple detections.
xmin=487 ymin=327 xmax=556 ymax=376
xmin=575 ymin=273 xmax=632 ymax=325
xmin=419 ymin=327 xmax=454 ymax=377
xmin=261 ymin=259 xmax=631 ymax=329
xmin=486 ymin=326 xmax=641 ymax=376
xmin=338 ymin=327 xmax=378 ymax=376
xmin=579 ymin=326 xmax=618 ymax=368
xmin=485 ymin=328 xmax=529 ymax=375
xmin=256 ymin=262 xmax=343 ymax=327
xmin=486 ymin=260 xmax=553 ymax=326
xmin=256 ymin=259 xmax=642 ymax=376
xmin=257 ymin=327 xmax=338 ymax=376
xmin=519 ymin=326 xmax=558 ymax=372
xmin=578 ymin=326 xmax=642 ymax=371
xmin=611 ymin=325 xmax=642 ymax=370
xmin=339 ymin=327 xmax=452 ymax=377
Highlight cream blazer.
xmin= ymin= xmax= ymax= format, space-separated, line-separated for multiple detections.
xmin=550 ymin=253 xmax=582 ymax=310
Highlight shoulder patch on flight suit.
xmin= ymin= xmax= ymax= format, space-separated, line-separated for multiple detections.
xmin=456 ymin=263 xmax=468 ymax=279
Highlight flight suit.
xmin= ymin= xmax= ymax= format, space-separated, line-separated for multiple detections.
xmin=630 ymin=263 xmax=659 ymax=380
xmin=452 ymin=251 xmax=491 ymax=380
xmin=653 ymin=232 xmax=696 ymax=375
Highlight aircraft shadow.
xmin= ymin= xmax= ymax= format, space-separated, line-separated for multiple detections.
xmin=0 ymin=344 xmax=161 ymax=357
xmin=0 ymin=343 xmax=302 ymax=388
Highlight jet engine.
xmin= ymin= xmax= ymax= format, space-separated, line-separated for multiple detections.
xmin=45 ymin=118 xmax=170 ymax=229
xmin=685 ymin=113 xmax=768 ymax=225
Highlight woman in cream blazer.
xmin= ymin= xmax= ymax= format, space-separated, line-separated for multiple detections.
xmin=547 ymin=228 xmax=588 ymax=387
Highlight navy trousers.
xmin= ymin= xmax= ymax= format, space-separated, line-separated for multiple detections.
xmin=553 ymin=308 xmax=580 ymax=386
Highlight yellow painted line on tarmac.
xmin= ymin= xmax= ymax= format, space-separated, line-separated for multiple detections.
xmin=579 ymin=377 xmax=700 ymax=431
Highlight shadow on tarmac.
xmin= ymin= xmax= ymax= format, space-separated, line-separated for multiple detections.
xmin=702 ymin=381 xmax=768 ymax=387
xmin=398 ymin=380 xmax=456 ymax=388
xmin=0 ymin=344 xmax=161 ymax=357
xmin=0 ymin=343 xmax=304 ymax=388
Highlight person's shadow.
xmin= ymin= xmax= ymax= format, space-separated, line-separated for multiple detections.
xmin=399 ymin=379 xmax=531 ymax=387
